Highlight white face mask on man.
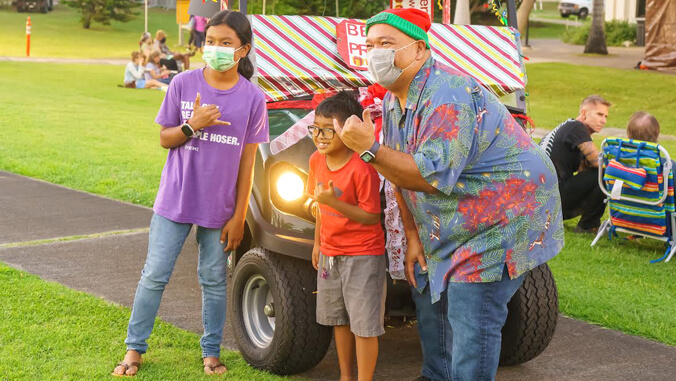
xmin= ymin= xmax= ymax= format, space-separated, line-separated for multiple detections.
xmin=366 ymin=40 xmax=418 ymax=88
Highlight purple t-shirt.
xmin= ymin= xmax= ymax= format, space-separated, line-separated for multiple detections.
xmin=153 ymin=68 xmax=269 ymax=228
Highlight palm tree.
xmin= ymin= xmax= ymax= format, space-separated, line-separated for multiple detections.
xmin=584 ymin=0 xmax=608 ymax=54
xmin=517 ymin=0 xmax=537 ymax=37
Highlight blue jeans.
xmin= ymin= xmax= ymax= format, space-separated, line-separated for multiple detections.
xmin=125 ymin=213 xmax=228 ymax=358
xmin=413 ymin=267 xmax=525 ymax=381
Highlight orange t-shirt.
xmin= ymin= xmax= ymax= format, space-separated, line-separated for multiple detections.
xmin=307 ymin=151 xmax=385 ymax=257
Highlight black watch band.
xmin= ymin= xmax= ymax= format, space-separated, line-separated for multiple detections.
xmin=181 ymin=123 xmax=195 ymax=137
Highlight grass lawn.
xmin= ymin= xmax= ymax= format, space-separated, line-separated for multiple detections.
xmin=527 ymin=20 xmax=568 ymax=40
xmin=0 ymin=6 xmax=191 ymax=59
xmin=0 ymin=263 xmax=287 ymax=380
xmin=0 ymin=62 xmax=167 ymax=206
xmin=526 ymin=63 xmax=676 ymax=132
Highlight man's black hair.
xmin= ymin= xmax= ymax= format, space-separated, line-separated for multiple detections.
xmin=315 ymin=91 xmax=363 ymax=125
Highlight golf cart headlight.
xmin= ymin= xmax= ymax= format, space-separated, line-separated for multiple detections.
xmin=276 ymin=172 xmax=305 ymax=201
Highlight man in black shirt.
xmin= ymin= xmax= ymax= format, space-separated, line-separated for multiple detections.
xmin=540 ymin=95 xmax=611 ymax=233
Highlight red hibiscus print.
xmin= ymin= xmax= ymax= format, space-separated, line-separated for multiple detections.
xmin=428 ymin=104 xmax=460 ymax=141
xmin=457 ymin=177 xmax=541 ymax=231
xmin=505 ymin=249 xmax=517 ymax=276
xmin=447 ymin=247 xmax=485 ymax=282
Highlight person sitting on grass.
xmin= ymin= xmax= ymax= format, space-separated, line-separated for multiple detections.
xmin=139 ymin=32 xmax=154 ymax=65
xmin=154 ymin=29 xmax=194 ymax=71
xmin=124 ymin=51 xmax=166 ymax=90
xmin=626 ymin=111 xmax=661 ymax=144
xmin=112 ymin=10 xmax=267 ymax=377
xmin=306 ymin=92 xmax=386 ymax=381
xmin=539 ymin=95 xmax=611 ymax=234
xmin=626 ymin=111 xmax=673 ymax=169
xmin=145 ymin=50 xmax=173 ymax=85
xmin=624 ymin=111 xmax=667 ymax=241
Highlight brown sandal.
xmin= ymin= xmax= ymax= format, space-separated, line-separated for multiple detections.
xmin=111 ymin=361 xmax=141 ymax=377
xmin=204 ymin=361 xmax=227 ymax=374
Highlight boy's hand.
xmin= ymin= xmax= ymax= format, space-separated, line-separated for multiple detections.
xmin=405 ymin=235 xmax=427 ymax=288
xmin=313 ymin=181 xmax=338 ymax=206
xmin=188 ymin=93 xmax=231 ymax=130
xmin=311 ymin=245 xmax=320 ymax=270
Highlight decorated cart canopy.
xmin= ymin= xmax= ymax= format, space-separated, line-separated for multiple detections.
xmin=250 ymin=15 xmax=526 ymax=102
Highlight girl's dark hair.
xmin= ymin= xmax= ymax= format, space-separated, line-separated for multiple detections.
xmin=206 ymin=10 xmax=255 ymax=80
xmin=316 ymin=91 xmax=363 ymax=125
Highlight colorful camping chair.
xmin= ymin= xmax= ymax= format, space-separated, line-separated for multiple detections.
xmin=591 ymin=138 xmax=676 ymax=263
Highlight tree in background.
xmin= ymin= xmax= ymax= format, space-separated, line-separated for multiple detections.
xmin=63 ymin=0 xmax=139 ymax=29
xmin=237 ymin=0 xmax=390 ymax=19
xmin=584 ymin=0 xmax=608 ymax=54
xmin=516 ymin=0 xmax=536 ymax=36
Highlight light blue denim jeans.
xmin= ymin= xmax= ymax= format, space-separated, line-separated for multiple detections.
xmin=125 ymin=213 xmax=228 ymax=358
xmin=413 ymin=266 xmax=525 ymax=381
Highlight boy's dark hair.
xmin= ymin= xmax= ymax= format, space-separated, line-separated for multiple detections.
xmin=206 ymin=10 xmax=255 ymax=80
xmin=315 ymin=91 xmax=363 ymax=125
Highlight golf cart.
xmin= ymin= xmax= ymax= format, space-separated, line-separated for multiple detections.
xmin=225 ymin=2 xmax=559 ymax=376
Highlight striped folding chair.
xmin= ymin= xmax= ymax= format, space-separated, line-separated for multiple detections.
xmin=591 ymin=138 xmax=676 ymax=262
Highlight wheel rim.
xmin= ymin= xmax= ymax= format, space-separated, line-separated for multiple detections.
xmin=241 ymin=274 xmax=275 ymax=348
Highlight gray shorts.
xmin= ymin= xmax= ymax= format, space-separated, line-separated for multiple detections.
xmin=316 ymin=253 xmax=387 ymax=337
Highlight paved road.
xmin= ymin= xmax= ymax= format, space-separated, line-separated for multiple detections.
xmin=524 ymin=38 xmax=646 ymax=70
xmin=1 ymin=171 xmax=675 ymax=380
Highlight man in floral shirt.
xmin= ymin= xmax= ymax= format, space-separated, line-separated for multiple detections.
xmin=335 ymin=8 xmax=564 ymax=381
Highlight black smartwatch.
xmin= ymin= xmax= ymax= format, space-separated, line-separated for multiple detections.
xmin=360 ymin=141 xmax=380 ymax=163
xmin=181 ymin=122 xmax=195 ymax=137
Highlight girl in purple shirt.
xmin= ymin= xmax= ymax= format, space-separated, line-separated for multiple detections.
xmin=112 ymin=11 xmax=268 ymax=377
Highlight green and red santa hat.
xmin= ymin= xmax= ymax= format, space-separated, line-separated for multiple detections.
xmin=366 ymin=8 xmax=432 ymax=49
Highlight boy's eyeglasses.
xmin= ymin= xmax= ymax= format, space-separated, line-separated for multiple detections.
xmin=308 ymin=126 xmax=336 ymax=140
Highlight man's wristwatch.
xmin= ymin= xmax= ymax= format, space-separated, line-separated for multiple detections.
xmin=360 ymin=141 xmax=380 ymax=163
xmin=181 ymin=122 xmax=195 ymax=137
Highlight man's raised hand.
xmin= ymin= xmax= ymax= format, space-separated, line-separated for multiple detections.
xmin=188 ymin=92 xmax=231 ymax=130
xmin=333 ymin=109 xmax=376 ymax=154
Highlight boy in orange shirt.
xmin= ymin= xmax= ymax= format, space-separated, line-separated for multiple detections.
xmin=306 ymin=92 xmax=386 ymax=381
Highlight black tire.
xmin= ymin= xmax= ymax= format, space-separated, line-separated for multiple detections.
xmin=578 ymin=8 xmax=589 ymax=20
xmin=230 ymin=247 xmax=332 ymax=375
xmin=500 ymin=263 xmax=558 ymax=366
xmin=561 ymin=13 xmax=570 ymax=18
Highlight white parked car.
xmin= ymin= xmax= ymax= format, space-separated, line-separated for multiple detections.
xmin=558 ymin=0 xmax=592 ymax=19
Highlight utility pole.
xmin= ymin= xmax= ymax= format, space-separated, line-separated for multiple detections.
xmin=336 ymin=0 xmax=339 ymax=17
xmin=263 ymin=0 xmax=266 ymax=14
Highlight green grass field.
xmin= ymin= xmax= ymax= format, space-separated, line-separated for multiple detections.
xmin=1 ymin=60 xmax=675 ymax=349
xmin=526 ymin=63 xmax=676 ymax=132
xmin=527 ymin=20 xmax=568 ymax=40
xmin=0 ymin=6 xmax=190 ymax=59
xmin=0 ymin=263 xmax=288 ymax=380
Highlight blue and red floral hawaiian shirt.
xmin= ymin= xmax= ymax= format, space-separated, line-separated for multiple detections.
xmin=383 ymin=58 xmax=564 ymax=303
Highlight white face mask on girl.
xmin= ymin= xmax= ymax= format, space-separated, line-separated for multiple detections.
xmin=366 ymin=40 xmax=418 ymax=88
